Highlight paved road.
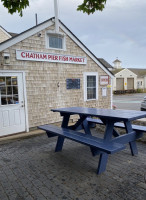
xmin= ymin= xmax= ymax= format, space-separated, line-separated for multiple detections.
xmin=0 ymin=131 xmax=146 ymax=200
xmin=113 ymin=93 xmax=146 ymax=111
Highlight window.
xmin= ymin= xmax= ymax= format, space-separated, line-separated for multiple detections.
xmin=46 ymin=31 xmax=66 ymax=50
xmin=0 ymin=76 xmax=19 ymax=105
xmin=137 ymin=81 xmax=143 ymax=88
xmin=84 ymin=72 xmax=98 ymax=101
xmin=49 ymin=35 xmax=63 ymax=49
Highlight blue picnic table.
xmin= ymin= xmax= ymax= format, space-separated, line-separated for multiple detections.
xmin=38 ymin=107 xmax=146 ymax=174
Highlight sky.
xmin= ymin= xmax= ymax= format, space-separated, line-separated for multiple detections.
xmin=0 ymin=0 xmax=146 ymax=68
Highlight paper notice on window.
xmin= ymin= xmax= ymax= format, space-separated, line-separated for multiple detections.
xmin=102 ymin=87 xmax=107 ymax=97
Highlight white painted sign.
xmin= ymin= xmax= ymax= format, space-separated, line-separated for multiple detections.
xmin=16 ymin=50 xmax=87 ymax=65
xmin=102 ymin=87 xmax=107 ymax=96
xmin=100 ymin=75 xmax=109 ymax=85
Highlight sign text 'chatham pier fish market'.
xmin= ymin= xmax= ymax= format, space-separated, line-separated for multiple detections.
xmin=16 ymin=50 xmax=87 ymax=65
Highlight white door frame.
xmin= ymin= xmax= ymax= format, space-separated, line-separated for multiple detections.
xmin=0 ymin=70 xmax=29 ymax=132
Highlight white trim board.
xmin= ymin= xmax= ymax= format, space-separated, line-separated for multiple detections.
xmin=84 ymin=72 xmax=98 ymax=101
xmin=115 ymin=68 xmax=137 ymax=77
xmin=22 ymin=72 xmax=29 ymax=132
xmin=0 ymin=20 xmax=53 ymax=51
xmin=111 ymin=78 xmax=113 ymax=109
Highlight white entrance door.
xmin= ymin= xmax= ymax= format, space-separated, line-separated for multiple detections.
xmin=0 ymin=72 xmax=26 ymax=136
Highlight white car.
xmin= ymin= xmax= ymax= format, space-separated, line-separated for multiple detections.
xmin=141 ymin=96 xmax=146 ymax=111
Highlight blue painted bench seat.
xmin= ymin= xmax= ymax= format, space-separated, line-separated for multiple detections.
xmin=38 ymin=124 xmax=125 ymax=154
xmin=87 ymin=118 xmax=146 ymax=133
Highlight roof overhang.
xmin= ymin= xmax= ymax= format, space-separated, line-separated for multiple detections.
xmin=114 ymin=68 xmax=137 ymax=77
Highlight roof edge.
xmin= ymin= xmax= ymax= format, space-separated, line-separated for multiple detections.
xmin=0 ymin=26 xmax=12 ymax=39
xmin=0 ymin=17 xmax=54 ymax=51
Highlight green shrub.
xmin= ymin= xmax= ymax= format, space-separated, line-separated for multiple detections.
xmin=137 ymin=88 xmax=144 ymax=93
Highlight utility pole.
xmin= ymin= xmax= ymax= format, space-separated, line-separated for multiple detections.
xmin=54 ymin=0 xmax=59 ymax=33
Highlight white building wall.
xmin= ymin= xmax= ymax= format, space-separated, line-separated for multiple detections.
xmin=0 ymin=28 xmax=11 ymax=43
xmin=137 ymin=78 xmax=144 ymax=89
xmin=113 ymin=69 xmax=137 ymax=91
xmin=113 ymin=77 xmax=116 ymax=91
xmin=144 ymin=76 xmax=146 ymax=89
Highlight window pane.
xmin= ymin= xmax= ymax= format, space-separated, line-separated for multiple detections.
xmin=12 ymin=77 xmax=17 ymax=85
xmin=1 ymin=97 xmax=7 ymax=105
xmin=8 ymin=96 xmax=13 ymax=104
xmin=7 ymin=86 xmax=12 ymax=95
xmin=0 ymin=76 xmax=19 ymax=105
xmin=87 ymin=88 xmax=96 ymax=99
xmin=13 ymin=86 xmax=18 ymax=95
xmin=0 ymin=87 xmax=6 ymax=95
xmin=87 ymin=75 xmax=96 ymax=100
xmin=49 ymin=36 xmax=63 ymax=49
xmin=6 ymin=77 xmax=11 ymax=85
xmin=0 ymin=77 xmax=5 ymax=86
xmin=13 ymin=95 xmax=19 ymax=104
xmin=87 ymin=76 xmax=96 ymax=87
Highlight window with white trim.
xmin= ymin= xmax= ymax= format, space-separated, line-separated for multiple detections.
xmin=84 ymin=72 xmax=98 ymax=101
xmin=46 ymin=32 xmax=66 ymax=50
xmin=49 ymin=35 xmax=63 ymax=49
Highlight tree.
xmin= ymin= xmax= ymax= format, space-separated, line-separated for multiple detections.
xmin=1 ymin=0 xmax=107 ymax=17
xmin=1 ymin=0 xmax=29 ymax=17
xmin=77 ymin=0 xmax=107 ymax=14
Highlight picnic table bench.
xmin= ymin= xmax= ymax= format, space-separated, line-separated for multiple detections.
xmin=38 ymin=124 xmax=125 ymax=154
xmin=87 ymin=117 xmax=146 ymax=133
xmin=38 ymin=107 xmax=146 ymax=175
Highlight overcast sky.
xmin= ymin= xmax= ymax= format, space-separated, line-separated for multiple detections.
xmin=0 ymin=0 xmax=146 ymax=68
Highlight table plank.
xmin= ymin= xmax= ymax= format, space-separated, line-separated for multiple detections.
xmin=52 ymin=107 xmax=146 ymax=121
